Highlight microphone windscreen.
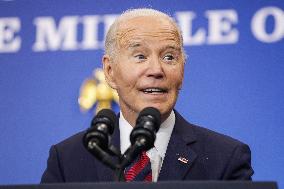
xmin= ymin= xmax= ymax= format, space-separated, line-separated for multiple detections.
xmin=95 ymin=109 xmax=117 ymax=134
xmin=138 ymin=107 xmax=161 ymax=126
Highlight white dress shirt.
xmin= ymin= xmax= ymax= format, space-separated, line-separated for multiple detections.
xmin=119 ymin=110 xmax=175 ymax=181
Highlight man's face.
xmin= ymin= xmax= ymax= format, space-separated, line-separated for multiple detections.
xmin=104 ymin=16 xmax=184 ymax=125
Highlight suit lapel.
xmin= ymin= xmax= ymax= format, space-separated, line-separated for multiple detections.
xmin=158 ymin=111 xmax=198 ymax=180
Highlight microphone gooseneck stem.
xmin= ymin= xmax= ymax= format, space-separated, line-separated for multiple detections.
xmin=88 ymin=140 xmax=119 ymax=170
xmin=114 ymin=137 xmax=148 ymax=181
xmin=114 ymin=166 xmax=126 ymax=182
xmin=120 ymin=137 xmax=147 ymax=169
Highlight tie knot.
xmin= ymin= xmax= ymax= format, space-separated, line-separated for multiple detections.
xmin=124 ymin=151 xmax=152 ymax=182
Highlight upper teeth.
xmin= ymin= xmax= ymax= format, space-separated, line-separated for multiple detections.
xmin=143 ymin=88 xmax=164 ymax=93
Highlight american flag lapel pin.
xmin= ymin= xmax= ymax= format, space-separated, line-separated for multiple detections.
xmin=178 ymin=157 xmax=189 ymax=164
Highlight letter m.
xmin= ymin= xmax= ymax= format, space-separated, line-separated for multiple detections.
xmin=33 ymin=16 xmax=79 ymax=51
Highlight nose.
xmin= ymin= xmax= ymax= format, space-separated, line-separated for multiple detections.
xmin=146 ymin=56 xmax=164 ymax=79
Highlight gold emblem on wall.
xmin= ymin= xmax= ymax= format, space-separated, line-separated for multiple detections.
xmin=78 ymin=68 xmax=119 ymax=114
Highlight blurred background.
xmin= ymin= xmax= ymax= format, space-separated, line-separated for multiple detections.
xmin=0 ymin=0 xmax=283 ymax=187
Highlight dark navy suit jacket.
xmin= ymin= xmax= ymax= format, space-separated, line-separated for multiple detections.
xmin=41 ymin=111 xmax=253 ymax=182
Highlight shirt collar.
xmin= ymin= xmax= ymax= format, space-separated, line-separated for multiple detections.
xmin=119 ymin=110 xmax=175 ymax=159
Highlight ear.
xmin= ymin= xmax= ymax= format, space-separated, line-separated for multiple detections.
xmin=102 ymin=55 xmax=117 ymax=89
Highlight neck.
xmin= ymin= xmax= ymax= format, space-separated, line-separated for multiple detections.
xmin=120 ymin=107 xmax=138 ymax=127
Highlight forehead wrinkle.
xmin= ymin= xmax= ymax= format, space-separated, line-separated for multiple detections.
xmin=116 ymin=18 xmax=182 ymax=50
xmin=128 ymin=42 xmax=141 ymax=48
xmin=116 ymin=28 xmax=136 ymax=47
xmin=119 ymin=31 xmax=181 ymax=49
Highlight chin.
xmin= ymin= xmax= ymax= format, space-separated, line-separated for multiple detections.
xmin=145 ymin=104 xmax=172 ymax=115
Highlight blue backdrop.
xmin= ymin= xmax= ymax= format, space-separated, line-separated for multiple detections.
xmin=0 ymin=0 xmax=283 ymax=187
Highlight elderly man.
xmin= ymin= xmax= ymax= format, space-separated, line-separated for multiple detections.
xmin=41 ymin=8 xmax=253 ymax=183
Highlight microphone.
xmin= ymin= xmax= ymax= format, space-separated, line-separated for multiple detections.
xmin=120 ymin=107 xmax=161 ymax=168
xmin=84 ymin=109 xmax=116 ymax=150
xmin=83 ymin=109 xmax=118 ymax=169
xmin=130 ymin=107 xmax=161 ymax=150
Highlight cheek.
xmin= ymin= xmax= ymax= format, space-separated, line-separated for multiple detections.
xmin=114 ymin=68 xmax=138 ymax=92
xmin=169 ymin=65 xmax=184 ymax=88
xmin=116 ymin=64 xmax=145 ymax=87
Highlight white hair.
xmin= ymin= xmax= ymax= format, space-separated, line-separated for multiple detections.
xmin=104 ymin=8 xmax=186 ymax=62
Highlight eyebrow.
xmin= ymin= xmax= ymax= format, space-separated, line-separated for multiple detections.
xmin=128 ymin=42 xmax=142 ymax=48
xmin=161 ymin=45 xmax=181 ymax=52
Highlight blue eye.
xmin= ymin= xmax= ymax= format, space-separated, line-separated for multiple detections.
xmin=135 ymin=54 xmax=146 ymax=60
xmin=164 ymin=54 xmax=174 ymax=61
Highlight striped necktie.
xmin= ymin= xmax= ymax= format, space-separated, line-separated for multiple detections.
xmin=124 ymin=151 xmax=152 ymax=182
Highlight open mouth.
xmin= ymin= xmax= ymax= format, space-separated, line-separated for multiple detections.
xmin=141 ymin=87 xmax=168 ymax=94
